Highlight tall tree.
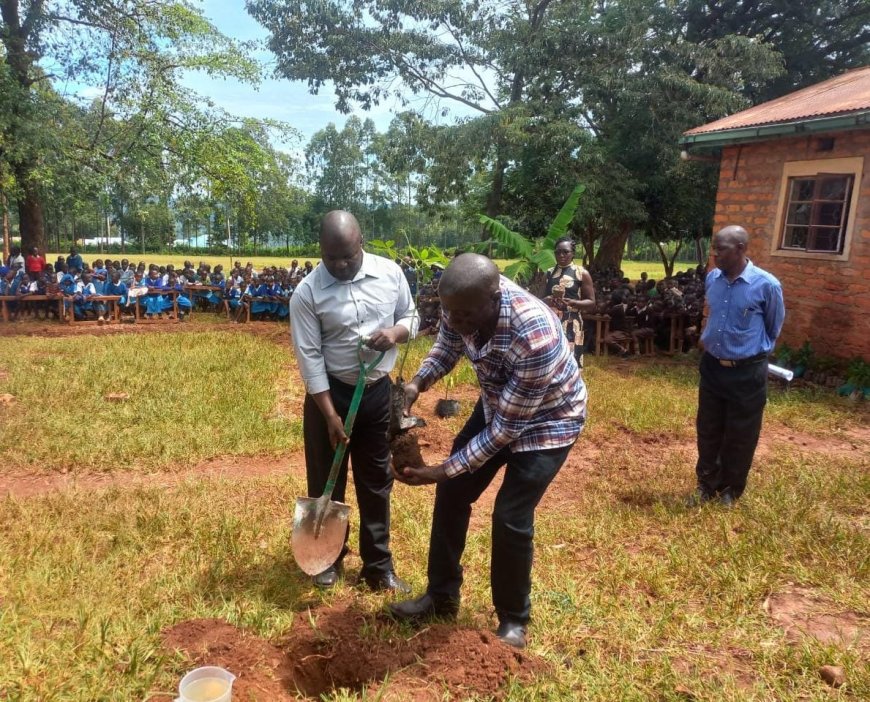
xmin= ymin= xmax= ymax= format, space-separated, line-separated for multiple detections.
xmin=305 ymin=117 xmax=378 ymax=216
xmin=0 ymin=0 xmax=259 ymax=251
xmin=247 ymin=0 xmax=565 ymax=222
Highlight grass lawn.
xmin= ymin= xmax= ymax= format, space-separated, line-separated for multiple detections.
xmin=0 ymin=330 xmax=866 ymax=700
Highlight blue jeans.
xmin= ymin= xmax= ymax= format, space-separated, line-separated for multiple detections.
xmin=426 ymin=400 xmax=573 ymax=624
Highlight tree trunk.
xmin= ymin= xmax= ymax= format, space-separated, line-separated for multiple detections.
xmin=578 ymin=221 xmax=597 ymax=267
xmin=655 ymin=239 xmax=683 ymax=279
xmin=18 ymin=176 xmax=46 ymax=253
xmin=593 ymin=222 xmax=632 ymax=271
xmin=1 ymin=192 xmax=10 ymax=260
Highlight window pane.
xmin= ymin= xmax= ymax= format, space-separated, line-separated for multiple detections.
xmin=818 ymin=176 xmax=849 ymax=201
xmin=784 ymin=226 xmax=808 ymax=248
xmin=787 ymin=202 xmax=812 ymax=225
xmin=790 ymin=178 xmax=815 ymax=201
xmin=809 ymin=227 xmax=840 ymax=252
xmin=816 ymin=202 xmax=844 ymax=226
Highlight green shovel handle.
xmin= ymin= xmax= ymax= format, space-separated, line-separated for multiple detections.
xmin=320 ymin=341 xmax=386 ymax=500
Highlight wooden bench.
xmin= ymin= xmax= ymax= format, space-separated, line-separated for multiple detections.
xmin=581 ymin=313 xmax=611 ymax=356
xmin=65 ymin=295 xmax=123 ymax=325
xmin=663 ymin=312 xmax=688 ymax=354
xmin=0 ymin=294 xmax=65 ymax=322
xmin=134 ymin=289 xmax=180 ymax=324
xmin=228 ymin=296 xmax=290 ymax=323
xmin=185 ymin=285 xmax=222 ymax=316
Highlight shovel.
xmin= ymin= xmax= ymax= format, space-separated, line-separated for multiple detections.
xmin=291 ymin=339 xmax=386 ymax=576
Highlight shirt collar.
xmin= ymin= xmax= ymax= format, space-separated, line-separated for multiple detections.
xmin=713 ymin=259 xmax=757 ymax=284
xmin=473 ymin=278 xmax=512 ymax=356
xmin=319 ymin=251 xmax=380 ymax=289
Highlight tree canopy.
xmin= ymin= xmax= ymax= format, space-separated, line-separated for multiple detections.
xmin=4 ymin=1 xmax=868 ymax=266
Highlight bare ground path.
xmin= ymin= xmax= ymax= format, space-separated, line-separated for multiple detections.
xmin=1 ymin=319 xmax=867 ymax=502
xmin=2 ymin=398 xmax=865 ymax=500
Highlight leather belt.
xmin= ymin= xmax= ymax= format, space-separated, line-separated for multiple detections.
xmin=713 ymin=352 xmax=767 ymax=368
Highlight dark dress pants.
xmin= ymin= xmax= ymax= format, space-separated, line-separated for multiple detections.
xmin=303 ymin=375 xmax=394 ymax=579
xmin=426 ymin=400 xmax=573 ymax=624
xmin=695 ymin=352 xmax=768 ymax=499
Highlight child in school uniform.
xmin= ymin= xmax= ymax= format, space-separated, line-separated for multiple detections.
xmin=224 ymin=279 xmax=242 ymax=318
xmin=142 ymin=269 xmax=167 ymax=317
xmin=10 ymin=273 xmax=34 ymax=319
xmin=42 ymin=269 xmax=61 ymax=319
xmin=205 ymin=272 xmax=225 ymax=309
xmin=234 ymin=276 xmax=257 ymax=322
xmin=250 ymin=276 xmax=272 ymax=319
xmin=164 ymin=272 xmax=192 ymax=318
xmin=273 ymin=277 xmax=290 ymax=320
xmin=74 ymin=272 xmax=98 ymax=320
xmin=102 ymin=270 xmax=128 ymax=322
xmin=92 ymin=260 xmax=108 ymax=293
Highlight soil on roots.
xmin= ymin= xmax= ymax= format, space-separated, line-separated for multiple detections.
xmin=390 ymin=431 xmax=427 ymax=470
xmin=160 ymin=603 xmax=546 ymax=700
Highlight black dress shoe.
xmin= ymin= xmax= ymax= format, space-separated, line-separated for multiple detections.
xmin=719 ymin=490 xmax=738 ymax=508
xmin=312 ymin=564 xmax=342 ymax=589
xmin=387 ymin=593 xmax=459 ymax=623
xmin=684 ymin=489 xmax=715 ymax=508
xmin=362 ymin=571 xmax=412 ymax=594
xmin=496 ymin=620 xmax=527 ymax=649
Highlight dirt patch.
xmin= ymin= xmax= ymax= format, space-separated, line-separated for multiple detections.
xmin=0 ymin=452 xmax=301 ymax=499
xmin=758 ymin=426 xmax=870 ymax=462
xmin=670 ymin=645 xmax=756 ymax=691
xmin=391 ymin=432 xmax=426 ymax=470
xmin=160 ymin=603 xmax=546 ymax=700
xmin=161 ymin=618 xmax=293 ymax=700
xmin=765 ymin=585 xmax=870 ymax=652
xmin=0 ymin=316 xmax=291 ymax=342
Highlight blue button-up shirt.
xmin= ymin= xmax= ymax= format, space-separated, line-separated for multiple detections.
xmin=700 ymin=261 xmax=785 ymax=361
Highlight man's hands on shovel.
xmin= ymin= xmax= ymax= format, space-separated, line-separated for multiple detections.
xmin=310 ymin=391 xmax=349 ymax=450
xmin=391 ymin=377 xmax=449 ymax=486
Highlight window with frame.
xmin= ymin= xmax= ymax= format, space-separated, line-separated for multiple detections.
xmin=779 ymin=174 xmax=854 ymax=254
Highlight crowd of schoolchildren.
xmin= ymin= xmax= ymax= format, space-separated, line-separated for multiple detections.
xmin=0 ymin=245 xmax=317 ymax=322
xmin=587 ymin=264 xmax=707 ymax=355
xmin=4 ymin=245 xmax=705 ymax=359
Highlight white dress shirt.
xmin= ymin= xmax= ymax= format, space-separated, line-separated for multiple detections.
xmin=289 ymin=251 xmax=418 ymax=394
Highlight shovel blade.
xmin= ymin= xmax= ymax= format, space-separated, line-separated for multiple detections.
xmin=291 ymin=497 xmax=350 ymax=576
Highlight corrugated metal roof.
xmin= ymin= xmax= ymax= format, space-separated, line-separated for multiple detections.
xmin=684 ymin=66 xmax=870 ymax=136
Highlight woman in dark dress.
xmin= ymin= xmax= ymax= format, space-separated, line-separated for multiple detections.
xmin=543 ymin=237 xmax=596 ymax=367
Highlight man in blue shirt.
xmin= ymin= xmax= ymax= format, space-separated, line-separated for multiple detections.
xmin=691 ymin=225 xmax=785 ymax=507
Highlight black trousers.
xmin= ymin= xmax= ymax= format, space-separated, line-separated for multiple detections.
xmin=695 ymin=352 xmax=768 ymax=499
xmin=303 ymin=375 xmax=394 ymax=578
xmin=426 ymin=400 xmax=572 ymax=624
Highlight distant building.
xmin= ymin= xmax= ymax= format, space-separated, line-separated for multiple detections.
xmin=681 ymin=67 xmax=870 ymax=359
xmin=80 ymin=237 xmax=125 ymax=248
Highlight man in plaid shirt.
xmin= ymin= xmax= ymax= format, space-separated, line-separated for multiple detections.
xmin=390 ymin=254 xmax=587 ymax=648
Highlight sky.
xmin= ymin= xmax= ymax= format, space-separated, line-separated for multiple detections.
xmin=180 ymin=0 xmax=477 ymax=150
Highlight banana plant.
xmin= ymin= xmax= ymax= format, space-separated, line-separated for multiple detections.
xmin=479 ymin=183 xmax=586 ymax=282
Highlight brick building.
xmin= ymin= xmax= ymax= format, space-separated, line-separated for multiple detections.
xmin=681 ymin=67 xmax=870 ymax=360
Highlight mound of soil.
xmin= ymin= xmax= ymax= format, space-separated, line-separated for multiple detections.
xmin=391 ymin=432 xmax=426 ymax=469
xmin=161 ymin=603 xmax=546 ymax=700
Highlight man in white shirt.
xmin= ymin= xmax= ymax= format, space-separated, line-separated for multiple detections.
xmin=289 ymin=210 xmax=417 ymax=590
